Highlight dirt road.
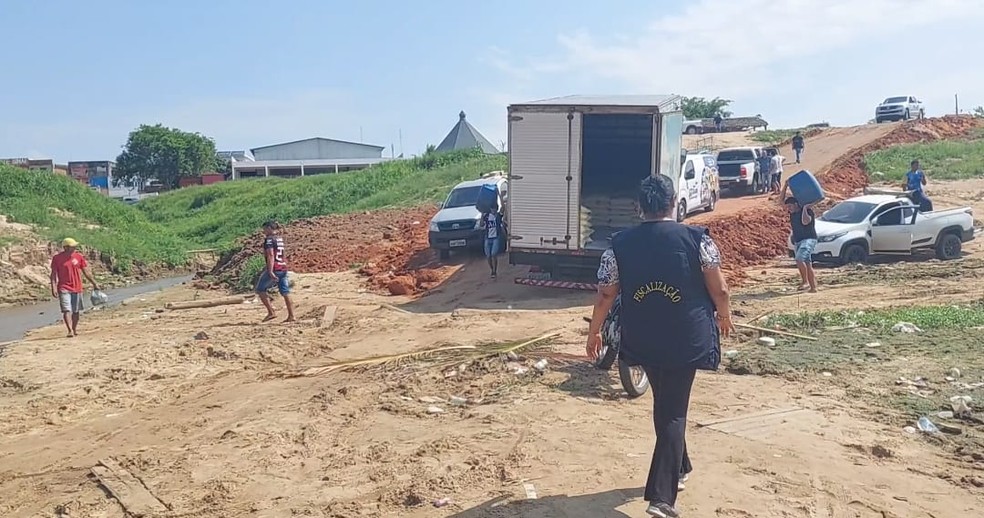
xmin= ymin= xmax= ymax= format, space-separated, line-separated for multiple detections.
xmin=689 ymin=123 xmax=900 ymax=222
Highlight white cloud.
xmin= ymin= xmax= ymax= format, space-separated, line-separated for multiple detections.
xmin=481 ymin=0 xmax=984 ymax=128
xmin=552 ymin=0 xmax=984 ymax=97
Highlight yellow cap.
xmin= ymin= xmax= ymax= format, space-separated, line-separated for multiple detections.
xmin=62 ymin=238 xmax=79 ymax=247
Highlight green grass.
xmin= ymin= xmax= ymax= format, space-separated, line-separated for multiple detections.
xmin=137 ymin=149 xmax=506 ymax=250
xmin=0 ymin=165 xmax=188 ymax=272
xmin=864 ymin=137 xmax=984 ymax=182
xmin=764 ymin=301 xmax=984 ymax=332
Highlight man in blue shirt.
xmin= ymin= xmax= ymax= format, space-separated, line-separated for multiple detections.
xmin=904 ymin=159 xmax=933 ymax=212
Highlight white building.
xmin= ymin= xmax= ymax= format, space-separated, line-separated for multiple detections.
xmin=230 ymin=138 xmax=391 ymax=179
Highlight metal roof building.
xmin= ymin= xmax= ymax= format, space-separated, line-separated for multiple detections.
xmin=231 ymin=137 xmax=392 ymax=179
xmin=435 ymin=111 xmax=500 ymax=154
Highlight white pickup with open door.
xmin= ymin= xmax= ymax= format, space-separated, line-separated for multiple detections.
xmin=870 ymin=205 xmax=915 ymax=254
xmin=508 ymin=111 xmax=582 ymax=250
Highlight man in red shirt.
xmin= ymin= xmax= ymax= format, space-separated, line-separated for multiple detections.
xmin=50 ymin=238 xmax=100 ymax=337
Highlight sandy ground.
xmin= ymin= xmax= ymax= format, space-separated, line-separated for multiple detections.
xmin=2 ymin=178 xmax=983 ymax=518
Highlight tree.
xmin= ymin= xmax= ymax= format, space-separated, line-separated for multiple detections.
xmin=115 ymin=124 xmax=221 ymax=190
xmin=973 ymin=106 xmax=984 ymax=118
xmin=680 ymin=96 xmax=733 ymax=119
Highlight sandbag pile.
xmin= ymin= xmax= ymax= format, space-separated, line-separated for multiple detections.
xmin=580 ymin=192 xmax=638 ymax=249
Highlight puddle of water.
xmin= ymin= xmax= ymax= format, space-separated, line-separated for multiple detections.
xmin=0 ymin=275 xmax=192 ymax=344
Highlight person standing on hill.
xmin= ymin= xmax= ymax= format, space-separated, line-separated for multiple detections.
xmin=791 ymin=132 xmax=805 ymax=164
xmin=785 ymin=197 xmax=818 ymax=292
xmin=586 ymin=174 xmax=734 ymax=518
xmin=50 ymin=237 xmax=100 ymax=337
xmin=482 ymin=201 xmax=506 ymax=279
xmin=255 ymin=220 xmax=295 ymax=322
xmin=713 ymin=113 xmax=724 ymax=133
xmin=904 ymin=159 xmax=933 ymax=212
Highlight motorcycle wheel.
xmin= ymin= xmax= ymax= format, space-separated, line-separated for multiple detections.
xmin=618 ymin=359 xmax=650 ymax=398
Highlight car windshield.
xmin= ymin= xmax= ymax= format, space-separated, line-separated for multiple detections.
xmin=444 ymin=186 xmax=482 ymax=209
xmin=716 ymin=149 xmax=755 ymax=161
xmin=818 ymin=201 xmax=877 ymax=224
xmin=883 ymin=97 xmax=908 ymax=104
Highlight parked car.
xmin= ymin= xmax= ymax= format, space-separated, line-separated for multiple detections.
xmin=715 ymin=146 xmax=767 ymax=195
xmin=787 ymin=193 xmax=975 ymax=265
xmin=682 ymin=119 xmax=704 ymax=135
xmin=875 ymin=96 xmax=925 ymax=123
xmin=676 ymin=153 xmax=720 ymax=221
xmin=428 ymin=172 xmax=507 ymax=260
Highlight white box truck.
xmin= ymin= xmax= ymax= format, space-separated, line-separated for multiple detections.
xmin=506 ymin=95 xmax=685 ymax=278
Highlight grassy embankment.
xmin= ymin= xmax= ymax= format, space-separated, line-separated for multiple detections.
xmin=0 ymin=165 xmax=187 ymax=273
xmin=1 ymin=150 xmax=505 ymax=280
xmin=864 ymin=131 xmax=984 ymax=182
xmin=137 ymin=149 xmax=507 ymax=251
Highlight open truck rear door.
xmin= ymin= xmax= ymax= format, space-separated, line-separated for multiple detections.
xmin=507 ymin=111 xmax=582 ymax=250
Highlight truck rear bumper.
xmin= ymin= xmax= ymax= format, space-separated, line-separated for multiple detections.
xmin=509 ymin=249 xmax=603 ymax=281
xmin=962 ymin=228 xmax=977 ymax=242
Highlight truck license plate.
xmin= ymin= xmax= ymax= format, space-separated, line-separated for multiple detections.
xmin=449 ymin=239 xmax=467 ymax=248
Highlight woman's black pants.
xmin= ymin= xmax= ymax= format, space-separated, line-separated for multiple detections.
xmin=640 ymin=365 xmax=696 ymax=506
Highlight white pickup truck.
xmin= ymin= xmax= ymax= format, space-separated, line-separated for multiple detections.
xmin=787 ymin=193 xmax=976 ymax=264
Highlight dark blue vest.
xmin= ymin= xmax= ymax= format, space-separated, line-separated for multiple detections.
xmin=611 ymin=221 xmax=720 ymax=371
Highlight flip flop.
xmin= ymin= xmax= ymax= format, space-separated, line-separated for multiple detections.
xmin=262 ymin=314 xmax=276 ymax=322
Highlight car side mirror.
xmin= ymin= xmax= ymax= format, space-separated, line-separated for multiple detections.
xmin=437 ymin=201 xmax=445 ymax=209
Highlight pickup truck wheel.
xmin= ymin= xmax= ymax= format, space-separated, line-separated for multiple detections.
xmin=676 ymin=199 xmax=687 ymax=222
xmin=745 ymin=176 xmax=760 ymax=196
xmin=704 ymin=192 xmax=717 ymax=213
xmin=841 ymin=243 xmax=868 ymax=265
xmin=903 ymin=109 xmax=910 ymax=121
xmin=935 ymin=233 xmax=962 ymax=260
xmin=439 ymin=249 xmax=451 ymax=261
xmin=685 ymin=125 xmax=698 ymax=135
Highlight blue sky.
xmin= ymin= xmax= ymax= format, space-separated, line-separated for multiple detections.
xmin=2 ymin=0 xmax=983 ymax=162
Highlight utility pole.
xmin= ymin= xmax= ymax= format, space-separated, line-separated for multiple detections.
xmin=955 ymin=94 xmax=959 ymax=115
xmin=399 ymin=129 xmax=404 ymax=157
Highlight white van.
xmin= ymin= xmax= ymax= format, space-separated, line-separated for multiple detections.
xmin=675 ymin=153 xmax=720 ymax=221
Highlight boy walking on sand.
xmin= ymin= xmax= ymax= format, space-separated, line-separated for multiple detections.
xmin=255 ymin=221 xmax=295 ymax=322
xmin=50 ymin=237 xmax=100 ymax=337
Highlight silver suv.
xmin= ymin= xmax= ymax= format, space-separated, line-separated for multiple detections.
xmin=875 ymin=96 xmax=924 ymax=123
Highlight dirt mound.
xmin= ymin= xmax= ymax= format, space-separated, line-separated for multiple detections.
xmin=211 ymin=206 xmax=454 ymax=296
xmin=822 ymin=116 xmax=982 ymax=197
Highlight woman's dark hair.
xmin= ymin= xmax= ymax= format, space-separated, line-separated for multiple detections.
xmin=638 ymin=174 xmax=676 ymax=217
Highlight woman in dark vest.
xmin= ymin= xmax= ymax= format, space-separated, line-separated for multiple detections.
xmin=586 ymin=174 xmax=735 ymax=518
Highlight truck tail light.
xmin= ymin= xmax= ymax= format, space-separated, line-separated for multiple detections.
xmin=740 ymin=166 xmax=748 ymax=178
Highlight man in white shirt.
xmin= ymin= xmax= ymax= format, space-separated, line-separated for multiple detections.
xmin=768 ymin=148 xmax=784 ymax=195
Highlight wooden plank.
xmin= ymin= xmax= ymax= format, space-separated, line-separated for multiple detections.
xmin=90 ymin=458 xmax=167 ymax=517
xmin=320 ymin=305 xmax=337 ymax=329
xmin=164 ymin=294 xmax=253 ymax=310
